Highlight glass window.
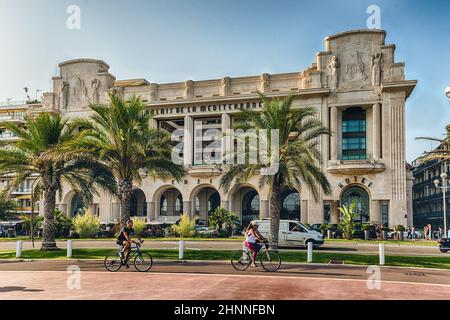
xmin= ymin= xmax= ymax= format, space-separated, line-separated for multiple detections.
xmin=381 ymin=203 xmax=389 ymax=226
xmin=341 ymin=107 xmax=366 ymax=160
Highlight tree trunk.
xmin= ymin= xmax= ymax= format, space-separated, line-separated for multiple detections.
xmin=119 ymin=179 xmax=133 ymax=226
xmin=269 ymin=182 xmax=282 ymax=251
xmin=41 ymin=188 xmax=58 ymax=250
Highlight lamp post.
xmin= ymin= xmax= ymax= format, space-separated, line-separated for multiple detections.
xmin=434 ymin=172 xmax=450 ymax=237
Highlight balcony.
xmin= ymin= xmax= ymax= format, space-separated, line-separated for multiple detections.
xmin=327 ymin=154 xmax=385 ymax=175
xmin=188 ymin=164 xmax=223 ymax=178
xmin=12 ymin=188 xmax=32 ymax=195
xmin=0 ymin=132 xmax=18 ymax=141
xmin=0 ymin=114 xmax=25 ymax=123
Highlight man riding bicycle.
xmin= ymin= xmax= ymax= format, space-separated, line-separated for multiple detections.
xmin=116 ymin=219 xmax=143 ymax=268
xmin=244 ymin=221 xmax=267 ymax=267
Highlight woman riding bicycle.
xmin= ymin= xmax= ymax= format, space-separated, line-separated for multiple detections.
xmin=244 ymin=221 xmax=267 ymax=267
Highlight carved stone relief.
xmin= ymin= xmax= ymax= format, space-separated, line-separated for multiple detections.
xmin=221 ymin=77 xmax=231 ymax=96
xmin=91 ymin=78 xmax=101 ymax=104
xmin=59 ymin=81 xmax=69 ymax=110
xmin=371 ymin=52 xmax=383 ymax=86
xmin=260 ymin=73 xmax=270 ymax=93
xmin=185 ymin=80 xmax=194 ymax=98
xmin=327 ymin=56 xmax=340 ymax=89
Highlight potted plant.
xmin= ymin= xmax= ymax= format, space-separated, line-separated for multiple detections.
xmin=319 ymin=224 xmax=327 ymax=237
xmin=326 ymin=224 xmax=333 ymax=239
xmin=381 ymin=225 xmax=389 ymax=240
xmin=396 ymin=225 xmax=406 ymax=241
xmin=362 ymin=223 xmax=371 ymax=240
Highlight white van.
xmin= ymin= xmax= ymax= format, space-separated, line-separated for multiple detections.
xmin=255 ymin=219 xmax=324 ymax=248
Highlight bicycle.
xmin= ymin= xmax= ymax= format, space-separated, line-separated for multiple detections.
xmin=231 ymin=241 xmax=281 ymax=272
xmin=104 ymin=241 xmax=153 ymax=272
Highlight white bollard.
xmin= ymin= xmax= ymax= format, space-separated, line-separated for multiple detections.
xmin=307 ymin=241 xmax=313 ymax=263
xmin=179 ymin=240 xmax=184 ymax=260
xmin=379 ymin=243 xmax=385 ymax=265
xmin=67 ymin=240 xmax=73 ymax=258
xmin=16 ymin=240 xmax=23 ymax=258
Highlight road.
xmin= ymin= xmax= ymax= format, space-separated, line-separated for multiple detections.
xmin=0 ymin=239 xmax=444 ymax=257
xmin=0 ymin=260 xmax=449 ymax=299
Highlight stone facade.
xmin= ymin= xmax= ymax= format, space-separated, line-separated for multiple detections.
xmin=33 ymin=29 xmax=416 ymax=227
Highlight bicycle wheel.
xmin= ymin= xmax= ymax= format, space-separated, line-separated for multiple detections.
xmin=134 ymin=252 xmax=153 ymax=272
xmin=231 ymin=250 xmax=251 ymax=271
xmin=259 ymin=250 xmax=281 ymax=272
xmin=104 ymin=252 xmax=122 ymax=272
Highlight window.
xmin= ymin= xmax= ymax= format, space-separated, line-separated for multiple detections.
xmin=342 ymin=107 xmax=366 ymax=160
xmin=194 ymin=117 xmax=222 ymax=165
xmin=381 ymin=202 xmax=389 ymax=226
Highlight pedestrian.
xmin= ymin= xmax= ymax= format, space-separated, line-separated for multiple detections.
xmin=424 ymin=225 xmax=428 ymax=240
xmin=439 ymin=227 xmax=443 ymax=239
xmin=411 ymin=226 xmax=416 ymax=240
xmin=407 ymin=226 xmax=412 ymax=239
xmin=393 ymin=225 xmax=398 ymax=240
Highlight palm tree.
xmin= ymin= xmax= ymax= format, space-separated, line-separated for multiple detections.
xmin=0 ymin=112 xmax=116 ymax=250
xmin=415 ymin=125 xmax=450 ymax=161
xmin=220 ymin=93 xmax=331 ymax=249
xmin=69 ymin=93 xmax=185 ymax=224
xmin=338 ymin=200 xmax=358 ymax=239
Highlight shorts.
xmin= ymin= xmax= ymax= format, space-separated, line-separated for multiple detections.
xmin=116 ymin=239 xmax=124 ymax=246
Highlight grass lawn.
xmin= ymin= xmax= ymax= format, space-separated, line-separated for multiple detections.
xmin=0 ymin=237 xmax=244 ymax=242
xmin=326 ymin=239 xmax=437 ymax=246
xmin=1 ymin=249 xmax=450 ymax=269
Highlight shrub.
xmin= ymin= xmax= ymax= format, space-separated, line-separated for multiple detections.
xmin=132 ymin=218 xmax=146 ymax=236
xmin=171 ymin=213 xmax=195 ymax=238
xmin=362 ymin=223 xmax=371 ymax=231
xmin=208 ymin=207 xmax=239 ymax=232
xmin=72 ymin=210 xmax=101 ymax=238
xmin=338 ymin=200 xmax=358 ymax=239
xmin=54 ymin=209 xmax=73 ymax=237
xmin=396 ymin=225 xmax=406 ymax=232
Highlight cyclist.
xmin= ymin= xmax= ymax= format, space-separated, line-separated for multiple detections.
xmin=116 ymin=219 xmax=143 ymax=268
xmin=243 ymin=221 xmax=267 ymax=267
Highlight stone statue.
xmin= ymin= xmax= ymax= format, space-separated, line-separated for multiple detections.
xmin=260 ymin=73 xmax=270 ymax=93
xmin=371 ymin=52 xmax=382 ymax=86
xmin=91 ymin=78 xmax=101 ymax=104
xmin=149 ymin=83 xmax=158 ymax=101
xmin=185 ymin=80 xmax=194 ymax=98
xmin=59 ymin=81 xmax=69 ymax=110
xmin=327 ymin=56 xmax=340 ymax=89
xmin=221 ymin=77 xmax=231 ymax=96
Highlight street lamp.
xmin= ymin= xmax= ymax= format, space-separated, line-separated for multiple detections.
xmin=434 ymin=172 xmax=449 ymax=237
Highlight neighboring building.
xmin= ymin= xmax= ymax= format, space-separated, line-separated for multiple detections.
xmin=5 ymin=29 xmax=416 ymax=227
xmin=412 ymin=140 xmax=450 ymax=229
xmin=0 ymin=101 xmax=40 ymax=217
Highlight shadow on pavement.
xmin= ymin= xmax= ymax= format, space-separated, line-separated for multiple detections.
xmin=0 ymin=286 xmax=43 ymax=293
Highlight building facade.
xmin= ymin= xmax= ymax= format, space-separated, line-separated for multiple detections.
xmin=0 ymin=102 xmax=40 ymax=217
xmin=412 ymin=137 xmax=450 ymax=229
xmin=28 ymin=29 xmax=416 ymax=227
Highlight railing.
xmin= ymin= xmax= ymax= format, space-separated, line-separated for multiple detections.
xmin=12 ymin=188 xmax=32 ymax=193
xmin=0 ymin=114 xmax=25 ymax=121
xmin=337 ymin=153 xmax=374 ymax=161
xmin=0 ymin=100 xmax=26 ymax=107
xmin=0 ymin=132 xmax=18 ymax=139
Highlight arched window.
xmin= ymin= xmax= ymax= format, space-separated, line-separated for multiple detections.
xmin=208 ymin=192 xmax=220 ymax=215
xmin=175 ymin=195 xmax=182 ymax=215
xmin=71 ymin=194 xmax=85 ymax=217
xmin=341 ymin=186 xmax=370 ymax=223
xmin=160 ymin=196 xmax=168 ymax=216
xmin=242 ymin=190 xmax=259 ymax=226
xmin=130 ymin=193 xmax=138 ymax=217
xmin=280 ymin=191 xmax=300 ymax=221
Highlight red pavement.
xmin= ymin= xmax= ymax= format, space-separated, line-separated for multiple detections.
xmin=1 ymin=270 xmax=450 ymax=300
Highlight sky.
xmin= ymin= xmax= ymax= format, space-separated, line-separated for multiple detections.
xmin=0 ymin=0 xmax=449 ymax=162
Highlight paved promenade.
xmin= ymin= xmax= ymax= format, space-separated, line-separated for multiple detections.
xmin=0 ymin=260 xmax=449 ymax=300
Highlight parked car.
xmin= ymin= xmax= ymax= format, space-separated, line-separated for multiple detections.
xmin=352 ymin=224 xmax=377 ymax=239
xmin=255 ymin=219 xmax=324 ymax=248
xmin=194 ymin=226 xmax=217 ymax=236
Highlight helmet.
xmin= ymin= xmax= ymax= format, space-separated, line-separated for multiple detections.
xmin=251 ymin=221 xmax=259 ymax=227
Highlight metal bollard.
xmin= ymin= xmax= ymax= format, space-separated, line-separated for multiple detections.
xmin=379 ymin=243 xmax=385 ymax=265
xmin=16 ymin=240 xmax=23 ymax=258
xmin=307 ymin=241 xmax=313 ymax=263
xmin=67 ymin=240 xmax=73 ymax=258
xmin=179 ymin=240 xmax=184 ymax=260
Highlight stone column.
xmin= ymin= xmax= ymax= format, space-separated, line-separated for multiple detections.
xmin=330 ymin=106 xmax=338 ymax=161
xmin=183 ymin=201 xmax=192 ymax=217
xmin=301 ymin=200 xmax=308 ymax=224
xmin=146 ymin=202 xmax=155 ymax=220
xmin=260 ymin=200 xmax=269 ymax=219
xmin=372 ymin=103 xmax=380 ymax=159
xmin=330 ymin=200 xmax=340 ymax=224
xmin=184 ymin=115 xmax=193 ymax=166
xmin=221 ymin=200 xmax=230 ymax=211
xmin=370 ymin=200 xmax=382 ymax=225
xmin=221 ymin=113 xmax=232 ymax=164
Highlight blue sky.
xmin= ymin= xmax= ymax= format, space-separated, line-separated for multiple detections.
xmin=0 ymin=0 xmax=449 ymax=161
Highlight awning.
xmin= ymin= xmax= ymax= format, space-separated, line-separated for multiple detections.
xmin=0 ymin=220 xmax=24 ymax=226
xmin=147 ymin=216 xmax=181 ymax=225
